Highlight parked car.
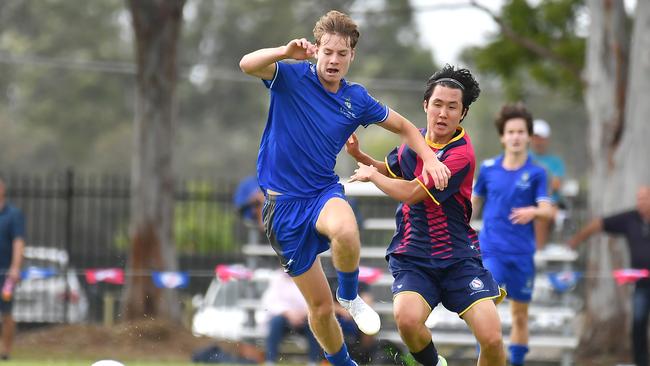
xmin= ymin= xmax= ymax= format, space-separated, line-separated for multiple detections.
xmin=192 ymin=266 xmax=271 ymax=340
xmin=12 ymin=246 xmax=88 ymax=323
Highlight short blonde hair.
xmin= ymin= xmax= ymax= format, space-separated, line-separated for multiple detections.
xmin=313 ymin=10 xmax=359 ymax=48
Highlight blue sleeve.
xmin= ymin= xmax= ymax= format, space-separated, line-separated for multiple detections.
xmin=534 ymin=168 xmax=550 ymax=203
xmin=262 ymin=61 xmax=303 ymax=92
xmin=385 ymin=146 xmax=403 ymax=179
xmin=473 ymin=164 xmax=487 ymax=198
xmin=359 ymin=90 xmax=389 ymax=127
xmin=11 ymin=209 xmax=25 ymax=241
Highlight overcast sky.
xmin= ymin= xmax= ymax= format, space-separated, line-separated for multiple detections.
xmin=412 ymin=1 xmax=501 ymax=65
xmin=412 ymin=0 xmax=637 ymax=66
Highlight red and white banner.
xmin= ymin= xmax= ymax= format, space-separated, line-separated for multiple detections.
xmin=216 ymin=264 xmax=253 ymax=282
xmin=85 ymin=268 xmax=125 ymax=285
xmin=613 ymin=269 xmax=650 ymax=285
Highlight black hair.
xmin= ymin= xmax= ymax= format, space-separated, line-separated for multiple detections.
xmin=423 ymin=64 xmax=481 ymax=119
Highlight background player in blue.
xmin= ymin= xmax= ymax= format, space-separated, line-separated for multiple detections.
xmin=347 ymin=65 xmax=506 ymax=366
xmin=239 ymin=10 xmax=451 ymax=366
xmin=0 ymin=178 xmax=25 ymax=360
xmin=472 ymin=104 xmax=554 ymax=366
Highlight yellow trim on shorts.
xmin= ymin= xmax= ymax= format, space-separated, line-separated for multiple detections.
xmin=415 ymin=177 xmax=440 ymax=205
xmin=458 ymin=287 xmax=507 ymax=317
xmin=393 ymin=290 xmax=432 ymax=313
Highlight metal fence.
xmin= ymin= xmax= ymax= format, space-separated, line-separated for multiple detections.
xmin=3 ymin=171 xmax=250 ymax=324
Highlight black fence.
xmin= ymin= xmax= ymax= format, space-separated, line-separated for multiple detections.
xmin=3 ymin=171 xmax=252 ymax=324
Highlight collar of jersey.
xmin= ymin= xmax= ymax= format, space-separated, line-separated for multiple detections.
xmin=426 ymin=127 xmax=465 ymax=149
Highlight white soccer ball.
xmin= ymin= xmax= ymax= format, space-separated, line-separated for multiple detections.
xmin=91 ymin=361 xmax=125 ymax=366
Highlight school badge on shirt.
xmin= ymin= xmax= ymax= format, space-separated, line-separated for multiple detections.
xmin=516 ymin=171 xmax=531 ymax=189
xmin=340 ymin=97 xmax=356 ymax=119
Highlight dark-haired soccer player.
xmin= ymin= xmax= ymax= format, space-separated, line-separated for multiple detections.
xmin=472 ymin=103 xmax=554 ymax=366
xmin=239 ymin=10 xmax=450 ymax=366
xmin=347 ymin=65 xmax=506 ymax=366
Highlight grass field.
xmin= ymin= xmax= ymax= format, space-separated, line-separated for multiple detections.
xmin=3 ymin=361 xmax=217 ymax=366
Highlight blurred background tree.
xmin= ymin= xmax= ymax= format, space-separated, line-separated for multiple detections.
xmin=465 ymin=0 xmax=650 ymax=359
xmin=0 ymin=0 xmax=591 ymax=181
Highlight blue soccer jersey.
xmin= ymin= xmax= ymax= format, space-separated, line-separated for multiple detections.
xmin=0 ymin=204 xmax=25 ymax=269
xmin=384 ymin=128 xmax=480 ymax=262
xmin=257 ymin=61 xmax=389 ymax=198
xmin=473 ymin=155 xmax=550 ymax=256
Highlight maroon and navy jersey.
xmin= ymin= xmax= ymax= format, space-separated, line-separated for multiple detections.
xmin=384 ymin=128 xmax=480 ymax=262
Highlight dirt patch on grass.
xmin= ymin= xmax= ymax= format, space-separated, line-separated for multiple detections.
xmin=14 ymin=319 xmax=220 ymax=362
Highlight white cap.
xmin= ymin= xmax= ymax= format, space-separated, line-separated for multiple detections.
xmin=533 ymin=119 xmax=551 ymax=138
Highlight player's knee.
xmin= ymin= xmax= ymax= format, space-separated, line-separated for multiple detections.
xmin=307 ymin=300 xmax=334 ymax=321
xmin=330 ymin=223 xmax=359 ymax=244
xmin=477 ymin=331 xmax=503 ymax=353
xmin=394 ymin=310 xmax=420 ymax=334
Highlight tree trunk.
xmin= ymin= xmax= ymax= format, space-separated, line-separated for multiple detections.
xmin=613 ymin=1 xmax=650 ymax=190
xmin=122 ymin=0 xmax=185 ymax=322
xmin=579 ymin=0 xmax=630 ymax=358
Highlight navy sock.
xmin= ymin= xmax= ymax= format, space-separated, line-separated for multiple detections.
xmin=336 ymin=269 xmax=359 ymax=301
xmin=411 ymin=341 xmax=439 ymax=366
xmin=508 ymin=344 xmax=528 ymax=366
xmin=325 ymin=343 xmax=356 ymax=366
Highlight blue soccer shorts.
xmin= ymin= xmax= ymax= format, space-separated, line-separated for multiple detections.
xmin=482 ymin=253 xmax=535 ymax=302
xmin=388 ymin=254 xmax=505 ymax=317
xmin=262 ymin=183 xmax=347 ymax=277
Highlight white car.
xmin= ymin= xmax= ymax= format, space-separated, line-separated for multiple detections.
xmin=192 ymin=267 xmax=272 ymax=340
xmin=12 ymin=246 xmax=88 ymax=323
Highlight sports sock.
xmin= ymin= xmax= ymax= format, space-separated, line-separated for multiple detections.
xmin=325 ymin=343 xmax=356 ymax=366
xmin=411 ymin=340 xmax=439 ymax=366
xmin=336 ymin=268 xmax=359 ymax=301
xmin=509 ymin=343 xmax=529 ymax=366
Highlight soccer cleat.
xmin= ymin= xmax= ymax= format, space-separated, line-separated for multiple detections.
xmin=436 ymin=355 xmax=447 ymax=366
xmin=336 ymin=293 xmax=381 ymax=335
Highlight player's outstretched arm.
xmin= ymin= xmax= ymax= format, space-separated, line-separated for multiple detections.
xmin=344 ymin=133 xmax=389 ymax=176
xmin=239 ymin=38 xmax=317 ymax=80
xmin=349 ymin=163 xmax=427 ymax=205
xmin=378 ymin=109 xmax=450 ymax=190
xmin=567 ymin=218 xmax=603 ymax=249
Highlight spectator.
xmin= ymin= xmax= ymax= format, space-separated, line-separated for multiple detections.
xmin=529 ymin=119 xmax=567 ymax=246
xmin=568 ymin=185 xmax=650 ymax=366
xmin=261 ymin=270 xmax=321 ymax=366
xmin=233 ymin=175 xmax=265 ymax=236
xmin=0 ymin=178 xmax=25 ymax=360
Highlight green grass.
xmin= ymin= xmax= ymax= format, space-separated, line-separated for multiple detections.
xmin=2 ymin=361 xmax=211 ymax=366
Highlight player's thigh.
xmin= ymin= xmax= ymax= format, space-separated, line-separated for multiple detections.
xmin=292 ymin=257 xmax=334 ymax=311
xmin=462 ymin=299 xmax=503 ymax=342
xmin=315 ymin=197 xmax=359 ymax=239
